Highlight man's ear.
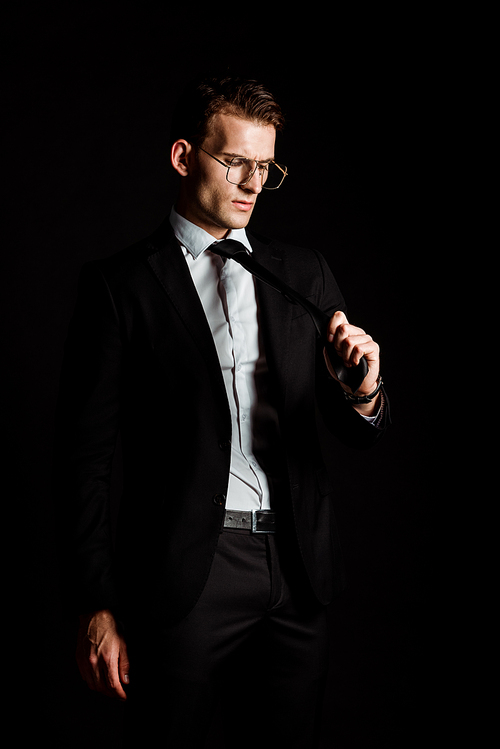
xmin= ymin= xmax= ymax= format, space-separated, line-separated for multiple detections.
xmin=171 ymin=139 xmax=193 ymax=177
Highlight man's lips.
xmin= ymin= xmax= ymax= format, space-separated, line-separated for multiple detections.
xmin=232 ymin=200 xmax=254 ymax=212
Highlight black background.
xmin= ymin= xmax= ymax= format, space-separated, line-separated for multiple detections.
xmin=4 ymin=5 xmax=439 ymax=747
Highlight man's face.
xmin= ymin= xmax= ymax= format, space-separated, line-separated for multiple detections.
xmin=177 ymin=113 xmax=277 ymax=239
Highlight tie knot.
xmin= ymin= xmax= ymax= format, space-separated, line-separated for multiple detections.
xmin=211 ymin=239 xmax=248 ymax=261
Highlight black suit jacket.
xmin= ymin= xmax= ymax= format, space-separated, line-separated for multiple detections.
xmin=53 ymin=217 xmax=389 ymax=626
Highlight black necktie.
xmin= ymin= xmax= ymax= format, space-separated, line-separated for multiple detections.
xmin=211 ymin=239 xmax=368 ymax=393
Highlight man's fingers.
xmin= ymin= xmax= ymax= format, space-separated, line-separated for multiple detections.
xmin=119 ymin=644 xmax=131 ymax=688
xmin=76 ymin=641 xmax=99 ymax=689
xmin=328 ymin=311 xmax=372 ymax=366
xmin=78 ymin=647 xmax=110 ymax=695
xmin=103 ymin=651 xmax=128 ymax=700
xmin=327 ymin=310 xmax=348 ymax=342
xmin=340 ymin=334 xmax=378 ymax=367
xmin=83 ymin=647 xmax=127 ymax=700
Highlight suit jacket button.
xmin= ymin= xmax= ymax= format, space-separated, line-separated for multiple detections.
xmin=212 ymin=493 xmax=226 ymax=506
xmin=219 ymin=439 xmax=231 ymax=450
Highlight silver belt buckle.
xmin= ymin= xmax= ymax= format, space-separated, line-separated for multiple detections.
xmin=251 ymin=509 xmax=276 ymax=534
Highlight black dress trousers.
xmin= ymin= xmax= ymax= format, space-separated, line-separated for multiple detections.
xmin=122 ymin=527 xmax=329 ymax=748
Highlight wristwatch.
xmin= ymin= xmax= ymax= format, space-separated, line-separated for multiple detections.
xmin=343 ymin=375 xmax=383 ymax=404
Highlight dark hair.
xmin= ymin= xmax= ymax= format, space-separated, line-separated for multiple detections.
xmin=170 ymin=76 xmax=285 ymax=146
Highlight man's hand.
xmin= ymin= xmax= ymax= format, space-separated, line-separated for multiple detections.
xmin=76 ymin=609 xmax=130 ymax=701
xmin=326 ymin=310 xmax=381 ymax=416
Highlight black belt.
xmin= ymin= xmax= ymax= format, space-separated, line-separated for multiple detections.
xmin=223 ymin=509 xmax=276 ymax=534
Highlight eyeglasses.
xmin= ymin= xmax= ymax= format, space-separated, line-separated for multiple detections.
xmin=196 ymin=146 xmax=288 ymax=190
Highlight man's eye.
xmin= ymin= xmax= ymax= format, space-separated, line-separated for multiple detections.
xmin=230 ymin=158 xmax=246 ymax=167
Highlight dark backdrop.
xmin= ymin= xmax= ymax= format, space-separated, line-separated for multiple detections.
xmin=4 ymin=6 xmax=437 ymax=748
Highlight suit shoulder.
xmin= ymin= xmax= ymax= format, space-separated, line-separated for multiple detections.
xmin=248 ymin=231 xmax=330 ymax=277
xmin=85 ymin=218 xmax=175 ymax=285
xmin=248 ymin=231 xmax=326 ymax=263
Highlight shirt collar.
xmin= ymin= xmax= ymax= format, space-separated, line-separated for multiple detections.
xmin=169 ymin=206 xmax=253 ymax=259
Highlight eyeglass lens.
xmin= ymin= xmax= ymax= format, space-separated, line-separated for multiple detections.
xmin=228 ymin=159 xmax=285 ymax=189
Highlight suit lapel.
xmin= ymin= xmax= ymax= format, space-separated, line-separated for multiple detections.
xmin=145 ymin=220 xmax=229 ymax=408
xmin=249 ymin=234 xmax=293 ymax=400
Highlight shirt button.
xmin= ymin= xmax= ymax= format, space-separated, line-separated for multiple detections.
xmin=212 ymin=493 xmax=226 ymax=506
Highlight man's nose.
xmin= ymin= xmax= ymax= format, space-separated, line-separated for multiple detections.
xmin=243 ymin=169 xmax=263 ymax=194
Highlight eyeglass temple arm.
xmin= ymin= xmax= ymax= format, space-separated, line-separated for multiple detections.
xmin=212 ymin=241 xmax=368 ymax=393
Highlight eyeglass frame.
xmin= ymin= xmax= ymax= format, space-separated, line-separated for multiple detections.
xmin=195 ymin=145 xmax=288 ymax=190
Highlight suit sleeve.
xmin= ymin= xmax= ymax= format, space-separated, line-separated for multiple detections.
xmin=52 ymin=261 xmax=123 ymax=616
xmin=312 ymin=250 xmax=390 ymax=449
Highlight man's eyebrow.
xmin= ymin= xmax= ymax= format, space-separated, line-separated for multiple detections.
xmin=221 ymin=152 xmax=274 ymax=163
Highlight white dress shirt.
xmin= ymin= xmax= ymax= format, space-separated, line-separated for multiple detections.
xmin=169 ymin=207 xmax=273 ymax=511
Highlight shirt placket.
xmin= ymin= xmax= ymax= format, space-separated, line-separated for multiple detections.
xmin=220 ymin=261 xmax=265 ymax=506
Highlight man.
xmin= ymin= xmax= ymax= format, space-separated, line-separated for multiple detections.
xmin=54 ymin=76 xmax=389 ymax=747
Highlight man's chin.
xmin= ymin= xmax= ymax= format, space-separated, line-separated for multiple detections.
xmin=228 ymin=207 xmax=254 ymax=229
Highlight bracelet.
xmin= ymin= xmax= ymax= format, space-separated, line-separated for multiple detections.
xmin=343 ymin=375 xmax=383 ymax=404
